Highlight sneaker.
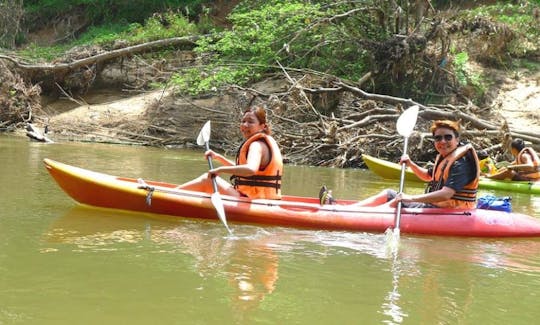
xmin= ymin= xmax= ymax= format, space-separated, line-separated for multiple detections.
xmin=319 ymin=185 xmax=336 ymax=205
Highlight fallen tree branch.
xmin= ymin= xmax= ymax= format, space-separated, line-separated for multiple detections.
xmin=334 ymin=80 xmax=539 ymax=142
xmin=1 ymin=36 xmax=201 ymax=74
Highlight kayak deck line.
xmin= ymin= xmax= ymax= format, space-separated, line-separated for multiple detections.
xmin=125 ymin=181 xmax=478 ymax=216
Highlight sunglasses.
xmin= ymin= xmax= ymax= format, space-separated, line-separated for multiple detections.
xmin=434 ymin=134 xmax=454 ymax=142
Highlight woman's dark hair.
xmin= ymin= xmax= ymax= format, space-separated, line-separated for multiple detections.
xmin=477 ymin=150 xmax=489 ymax=160
xmin=511 ymin=138 xmax=525 ymax=152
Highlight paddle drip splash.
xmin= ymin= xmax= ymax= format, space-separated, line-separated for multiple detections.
xmin=385 ymin=228 xmax=400 ymax=251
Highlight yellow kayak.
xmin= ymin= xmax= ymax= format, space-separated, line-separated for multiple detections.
xmin=362 ymin=154 xmax=540 ymax=194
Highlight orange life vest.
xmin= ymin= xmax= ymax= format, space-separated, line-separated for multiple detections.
xmin=427 ymin=144 xmax=480 ymax=209
xmin=515 ymin=147 xmax=540 ymax=180
xmin=231 ymin=133 xmax=283 ymax=200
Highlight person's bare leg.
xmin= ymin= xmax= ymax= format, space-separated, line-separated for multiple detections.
xmin=176 ymin=173 xmax=241 ymax=197
xmin=353 ymin=189 xmax=390 ymax=207
xmin=176 ymin=173 xmax=213 ymax=192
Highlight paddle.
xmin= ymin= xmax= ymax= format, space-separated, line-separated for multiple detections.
xmin=389 ymin=105 xmax=419 ymax=240
xmin=196 ymin=121 xmax=233 ymax=235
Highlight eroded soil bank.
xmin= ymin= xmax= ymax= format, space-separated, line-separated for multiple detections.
xmin=27 ymin=67 xmax=540 ymax=168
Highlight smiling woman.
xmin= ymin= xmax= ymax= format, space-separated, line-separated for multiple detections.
xmin=175 ymin=104 xmax=284 ymax=200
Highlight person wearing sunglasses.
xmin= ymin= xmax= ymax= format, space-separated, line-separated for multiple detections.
xmin=354 ymin=120 xmax=480 ymax=209
xmin=486 ymin=138 xmax=540 ymax=181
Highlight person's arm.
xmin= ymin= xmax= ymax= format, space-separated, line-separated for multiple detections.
xmin=401 ymin=155 xmax=432 ymax=182
xmin=205 ymin=150 xmax=235 ymax=166
xmin=210 ymin=141 xmax=265 ymax=177
xmin=506 ymin=164 xmax=534 ymax=170
xmin=398 ymin=187 xmax=455 ymax=204
xmin=395 ymin=155 xmax=473 ymax=205
xmin=506 ymin=153 xmax=536 ymax=172
xmin=486 ymin=167 xmax=513 ymax=180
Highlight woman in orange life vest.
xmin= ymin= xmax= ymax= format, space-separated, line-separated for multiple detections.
xmin=486 ymin=138 xmax=540 ymax=181
xmin=177 ymin=105 xmax=283 ymax=200
xmin=354 ymin=120 xmax=480 ymax=209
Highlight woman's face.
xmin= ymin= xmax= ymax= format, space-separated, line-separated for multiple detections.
xmin=511 ymin=147 xmax=520 ymax=158
xmin=240 ymin=111 xmax=265 ymax=139
xmin=433 ymin=127 xmax=459 ymax=156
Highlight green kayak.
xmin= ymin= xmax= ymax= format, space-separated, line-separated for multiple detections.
xmin=362 ymin=154 xmax=540 ymax=195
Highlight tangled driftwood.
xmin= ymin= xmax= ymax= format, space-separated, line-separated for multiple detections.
xmin=265 ymin=77 xmax=538 ymax=168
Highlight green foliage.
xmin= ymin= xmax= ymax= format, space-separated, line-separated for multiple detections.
xmin=124 ymin=11 xmax=199 ymax=43
xmin=24 ymin=0 xmax=207 ymax=25
xmin=454 ymin=51 xmax=470 ymax=86
xmin=17 ymin=0 xmax=539 ymax=101
xmin=462 ymin=2 xmax=540 ymax=57
xmin=453 ymin=51 xmax=486 ymax=100
xmin=17 ymin=43 xmax=71 ymax=61
xmin=172 ymin=1 xmax=377 ymax=94
xmin=72 ymin=24 xmax=132 ymax=46
xmin=172 ymin=65 xmax=252 ymax=95
xmin=18 ymin=12 xmax=199 ymax=61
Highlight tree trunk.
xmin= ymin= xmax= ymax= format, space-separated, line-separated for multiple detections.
xmin=0 ymin=0 xmax=24 ymax=48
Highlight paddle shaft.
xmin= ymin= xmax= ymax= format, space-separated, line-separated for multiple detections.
xmin=204 ymin=142 xmax=220 ymax=193
xmin=394 ymin=136 xmax=410 ymax=230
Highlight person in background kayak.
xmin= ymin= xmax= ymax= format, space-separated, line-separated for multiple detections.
xmin=352 ymin=120 xmax=480 ymax=208
xmin=177 ymin=105 xmax=283 ymax=200
xmin=477 ymin=150 xmax=498 ymax=176
xmin=487 ymin=138 xmax=540 ymax=181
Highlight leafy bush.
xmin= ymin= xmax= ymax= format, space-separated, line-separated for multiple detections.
xmin=453 ymin=51 xmax=486 ymax=101
xmin=172 ymin=1 xmax=375 ymax=94
xmin=24 ymin=0 xmax=207 ymax=26
xmin=18 ymin=12 xmax=199 ymax=61
xmin=463 ymin=2 xmax=540 ymax=58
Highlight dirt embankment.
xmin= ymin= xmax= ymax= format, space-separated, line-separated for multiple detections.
xmin=492 ymin=72 xmax=540 ymax=134
xmin=34 ymin=67 xmax=540 ymax=167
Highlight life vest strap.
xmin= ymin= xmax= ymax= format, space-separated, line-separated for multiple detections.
xmin=451 ymin=194 xmax=477 ymax=202
xmin=231 ymin=175 xmax=282 ymax=190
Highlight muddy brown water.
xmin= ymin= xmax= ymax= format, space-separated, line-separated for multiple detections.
xmin=1 ymin=134 xmax=540 ymax=324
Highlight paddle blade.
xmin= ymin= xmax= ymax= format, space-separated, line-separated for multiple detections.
xmin=196 ymin=121 xmax=212 ymax=146
xmin=211 ymin=192 xmax=232 ymax=235
xmin=396 ymin=105 xmax=419 ymax=137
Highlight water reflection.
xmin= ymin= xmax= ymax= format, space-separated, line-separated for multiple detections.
xmin=381 ymin=235 xmax=540 ymax=324
xmin=44 ymin=207 xmax=288 ymax=321
xmin=43 ymin=204 xmax=540 ymax=324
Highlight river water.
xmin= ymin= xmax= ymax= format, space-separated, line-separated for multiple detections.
xmin=1 ymin=134 xmax=540 ymax=324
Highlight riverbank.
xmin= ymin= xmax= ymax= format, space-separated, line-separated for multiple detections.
xmin=19 ymin=68 xmax=539 ymax=163
xmin=4 ymin=1 xmax=540 ymax=166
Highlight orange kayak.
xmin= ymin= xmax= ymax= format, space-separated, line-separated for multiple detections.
xmin=43 ymin=158 xmax=540 ymax=237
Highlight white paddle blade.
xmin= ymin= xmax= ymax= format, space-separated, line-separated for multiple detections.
xmin=396 ymin=105 xmax=419 ymax=137
xmin=196 ymin=121 xmax=212 ymax=146
xmin=211 ymin=192 xmax=232 ymax=234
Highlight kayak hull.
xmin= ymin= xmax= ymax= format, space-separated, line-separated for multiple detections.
xmin=44 ymin=158 xmax=540 ymax=237
xmin=362 ymin=154 xmax=540 ymax=194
